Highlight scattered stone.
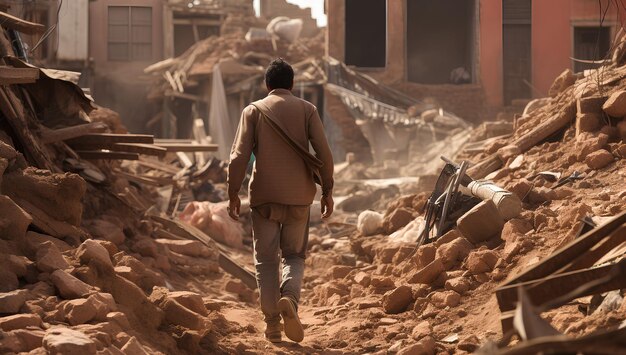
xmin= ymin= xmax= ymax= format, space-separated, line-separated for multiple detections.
xmin=354 ymin=272 xmax=371 ymax=287
xmin=602 ymin=90 xmax=626 ymax=117
xmin=618 ymin=119 xmax=626 ymax=141
xmin=0 ymin=290 xmax=28 ymax=314
xmin=585 ymin=149 xmax=614 ymax=170
xmin=413 ymin=244 xmax=436 ymax=270
xmin=382 ymin=286 xmax=413 ymax=314
xmin=0 ymin=314 xmax=42 ymax=331
xmin=435 ymin=237 xmax=473 ymax=269
xmin=457 ymin=335 xmax=480 ymax=352
xmin=63 ymin=299 xmax=98 ymax=325
xmin=120 ymin=336 xmax=149 ymax=355
xmin=377 ymin=246 xmax=400 ymax=264
xmin=430 ymin=291 xmax=461 ymax=308
xmin=0 ymin=269 xmax=18 ymax=292
xmin=444 ymin=277 xmax=471 ymax=295
xmin=43 ymin=327 xmax=96 ymax=355
xmin=501 ymin=218 xmax=533 ymax=242
xmin=465 ymin=249 xmax=499 ymax=275
xmin=76 ymin=239 xmax=113 ymax=271
xmin=577 ymin=95 xmax=606 ymax=114
xmin=106 ymin=312 xmax=131 ymax=330
xmin=383 ymin=208 xmax=413 ymax=234
xmin=457 ymin=201 xmax=505 ymax=243
xmin=0 ymin=195 xmax=32 ymax=240
xmin=411 ymin=320 xmax=431 ymax=340
xmin=168 ymin=291 xmax=208 ymax=317
xmin=11 ymin=328 xmax=45 ymax=352
xmin=50 ymin=270 xmax=92 ymax=299
xmin=397 ymin=336 xmax=436 ymax=355
xmin=548 ymin=69 xmax=576 ymax=97
xmin=408 ymin=259 xmax=444 ymax=285
xmin=36 ymin=242 xmax=69 ymax=273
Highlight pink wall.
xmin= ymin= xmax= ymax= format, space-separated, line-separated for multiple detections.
xmin=479 ymin=0 xmax=503 ymax=107
xmin=531 ymin=0 xmax=572 ymax=97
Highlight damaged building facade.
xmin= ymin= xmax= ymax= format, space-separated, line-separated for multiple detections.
xmin=326 ymin=0 xmax=626 ymax=121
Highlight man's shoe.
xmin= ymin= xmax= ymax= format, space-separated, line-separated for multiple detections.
xmin=265 ymin=322 xmax=282 ymax=343
xmin=278 ymin=297 xmax=304 ymax=342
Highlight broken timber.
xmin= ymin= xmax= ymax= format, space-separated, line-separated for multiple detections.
xmin=76 ymin=151 xmax=139 ymax=160
xmin=0 ymin=11 xmax=45 ymax=35
xmin=496 ymin=210 xmax=626 ymax=332
xmin=40 ymin=122 xmax=109 ymax=144
xmin=65 ymin=133 xmax=154 ymax=145
xmin=154 ymin=142 xmax=218 ymax=152
xmin=0 ymin=66 xmax=40 ymax=85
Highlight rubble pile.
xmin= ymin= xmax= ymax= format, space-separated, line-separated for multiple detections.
xmin=0 ymin=16 xmax=260 ymax=355
xmin=290 ymin=35 xmax=626 ymax=354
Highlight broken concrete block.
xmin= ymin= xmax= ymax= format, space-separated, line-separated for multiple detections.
xmin=465 ymin=249 xmax=499 ymax=274
xmin=10 ymin=328 xmax=45 ymax=352
xmin=0 ymin=195 xmax=32 ymax=240
xmin=444 ymin=277 xmax=471 ymax=295
xmin=36 ymin=242 xmax=69 ymax=273
xmin=120 ymin=336 xmax=149 ymax=355
xmin=617 ymin=119 xmax=626 ymax=141
xmin=0 ymin=314 xmax=42 ymax=331
xmin=50 ymin=270 xmax=92 ymax=299
xmin=602 ymin=90 xmax=626 ymax=117
xmin=457 ymin=201 xmax=505 ymax=243
xmin=0 ymin=290 xmax=28 ymax=314
xmin=383 ymin=208 xmax=413 ymax=234
xmin=576 ymin=113 xmax=601 ymax=135
xmin=168 ymin=291 xmax=208 ymax=317
xmin=398 ymin=336 xmax=436 ymax=355
xmin=435 ymin=237 xmax=473 ymax=269
xmin=2 ymin=168 xmax=86 ymax=226
xmin=430 ymin=290 xmax=461 ymax=308
xmin=106 ymin=312 xmax=131 ymax=330
xmin=108 ymin=275 xmax=163 ymax=330
xmin=353 ymin=272 xmax=371 ymax=287
xmin=410 ymin=320 xmax=432 ymax=340
xmin=585 ymin=149 xmax=615 ymax=170
xmin=0 ymin=140 xmax=16 ymax=160
xmin=76 ymin=239 xmax=113 ymax=271
xmin=0 ymin=269 xmax=18 ymax=292
xmin=43 ymin=327 xmax=96 ymax=355
xmin=159 ymin=298 xmax=208 ymax=330
xmin=63 ymin=299 xmax=98 ymax=325
xmin=382 ymin=285 xmax=413 ymax=314
xmin=412 ymin=244 xmax=436 ymax=270
xmin=577 ymin=95 xmax=607 ymax=114
xmin=357 ymin=210 xmax=383 ymax=236
xmin=408 ymin=259 xmax=444 ymax=285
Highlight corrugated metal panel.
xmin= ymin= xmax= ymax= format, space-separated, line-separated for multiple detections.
xmin=57 ymin=0 xmax=89 ymax=61
xmin=503 ymin=0 xmax=532 ymax=24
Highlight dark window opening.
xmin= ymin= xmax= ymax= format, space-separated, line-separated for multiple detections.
xmin=108 ymin=6 xmax=153 ymax=61
xmin=407 ymin=0 xmax=475 ymax=84
xmin=574 ymin=26 xmax=611 ymax=73
xmin=345 ymin=0 xmax=386 ymax=68
xmin=173 ymin=13 xmax=221 ymax=57
xmin=503 ymin=0 xmax=532 ymax=105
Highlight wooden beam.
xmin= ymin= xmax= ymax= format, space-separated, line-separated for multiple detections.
xmin=113 ymin=169 xmax=173 ymax=187
xmin=66 ymin=133 xmax=154 ymax=145
xmin=76 ymin=150 xmax=139 ymax=160
xmin=0 ymin=11 xmax=46 ymax=35
xmin=71 ymin=142 xmax=166 ymax=157
xmin=136 ymin=158 xmax=180 ymax=174
xmin=496 ymin=259 xmax=626 ymax=313
xmin=155 ymin=143 xmax=218 ymax=152
xmin=499 ymin=211 xmax=626 ymax=287
xmin=40 ymin=122 xmax=108 ymax=144
xmin=0 ymin=66 xmax=40 ymax=85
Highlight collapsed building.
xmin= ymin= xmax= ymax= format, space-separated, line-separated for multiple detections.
xmin=0 ymin=1 xmax=625 ymax=355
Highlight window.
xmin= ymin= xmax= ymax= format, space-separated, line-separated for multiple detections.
xmin=345 ymin=0 xmax=386 ymax=68
xmin=407 ymin=0 xmax=475 ymax=84
xmin=108 ymin=6 xmax=152 ymax=61
xmin=574 ymin=26 xmax=610 ymax=73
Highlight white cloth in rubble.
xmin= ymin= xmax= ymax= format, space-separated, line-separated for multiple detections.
xmin=179 ymin=201 xmax=244 ymax=249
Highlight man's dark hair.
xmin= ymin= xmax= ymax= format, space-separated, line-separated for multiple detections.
xmin=265 ymin=58 xmax=294 ymax=90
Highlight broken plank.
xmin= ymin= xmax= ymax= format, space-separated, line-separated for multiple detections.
xmin=0 ymin=66 xmax=40 ymax=85
xmin=496 ymin=259 xmax=626 ymax=313
xmin=0 ymin=11 xmax=45 ymax=34
xmin=70 ymin=142 xmax=166 ymax=157
xmin=155 ymin=143 xmax=218 ymax=152
xmin=499 ymin=210 xmax=626 ymax=287
xmin=66 ymin=133 xmax=154 ymax=146
xmin=466 ymin=154 xmax=503 ymax=180
xmin=76 ymin=150 xmax=139 ymax=160
xmin=219 ymin=253 xmax=257 ymax=290
xmin=137 ymin=158 xmax=180 ymax=174
xmin=113 ymin=169 xmax=175 ymax=187
xmin=40 ymin=122 xmax=108 ymax=144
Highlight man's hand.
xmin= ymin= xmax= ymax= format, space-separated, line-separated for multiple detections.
xmin=321 ymin=195 xmax=334 ymax=219
xmin=228 ymin=196 xmax=241 ymax=221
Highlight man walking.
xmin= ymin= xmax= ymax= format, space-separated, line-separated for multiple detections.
xmin=227 ymin=58 xmax=334 ymax=343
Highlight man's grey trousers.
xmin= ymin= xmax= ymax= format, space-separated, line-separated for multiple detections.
xmin=251 ymin=203 xmax=310 ymax=324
